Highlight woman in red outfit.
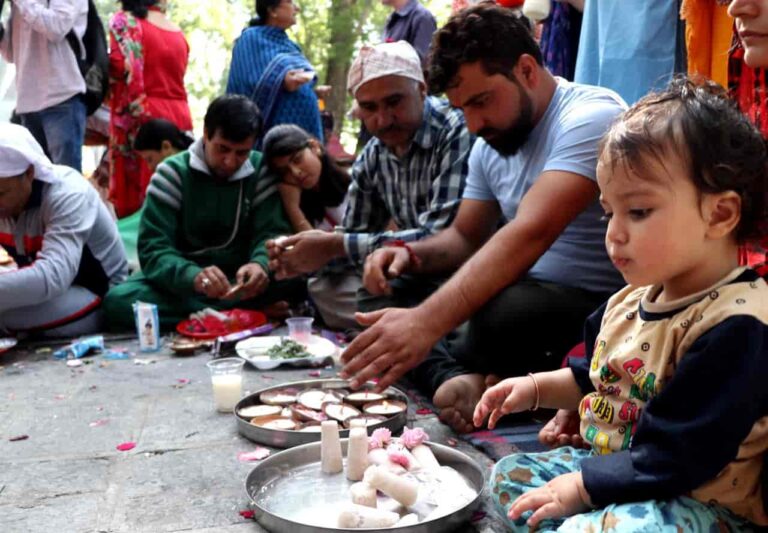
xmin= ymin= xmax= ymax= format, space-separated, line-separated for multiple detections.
xmin=728 ymin=0 xmax=768 ymax=271
xmin=108 ymin=0 xmax=192 ymax=218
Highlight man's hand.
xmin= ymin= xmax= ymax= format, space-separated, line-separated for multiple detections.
xmin=539 ymin=409 xmax=586 ymax=449
xmin=508 ymin=472 xmax=591 ymax=527
xmin=266 ymin=230 xmax=342 ymax=279
xmin=194 ymin=266 xmax=231 ymax=299
xmin=340 ymin=307 xmax=440 ymax=392
xmin=362 ymin=247 xmax=412 ymax=296
xmin=235 ymin=263 xmax=269 ymax=300
xmin=473 ymin=376 xmax=537 ymax=430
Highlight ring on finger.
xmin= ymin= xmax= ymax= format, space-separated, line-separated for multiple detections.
xmin=201 ymin=277 xmax=211 ymax=288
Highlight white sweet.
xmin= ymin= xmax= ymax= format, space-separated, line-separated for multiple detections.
xmin=350 ymin=481 xmax=377 ymax=508
xmin=363 ymin=465 xmax=418 ymax=507
xmin=337 ymin=503 xmax=399 ymax=528
xmin=411 ymin=444 xmax=440 ymax=471
xmin=346 ymin=427 xmax=369 ymax=481
xmin=321 ymin=420 xmax=343 ymax=474
xmin=396 ymin=513 xmax=419 ymax=526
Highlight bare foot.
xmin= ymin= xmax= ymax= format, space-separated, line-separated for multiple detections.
xmin=432 ymin=373 xmax=486 ymax=434
xmin=538 ymin=409 xmax=585 ymax=449
xmin=262 ymin=301 xmax=291 ymax=320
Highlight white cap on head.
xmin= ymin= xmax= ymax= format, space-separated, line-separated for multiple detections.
xmin=0 ymin=123 xmax=56 ymax=182
xmin=347 ymin=41 xmax=425 ymax=97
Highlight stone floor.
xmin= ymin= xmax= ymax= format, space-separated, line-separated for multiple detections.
xmin=0 ymin=334 xmax=506 ymax=533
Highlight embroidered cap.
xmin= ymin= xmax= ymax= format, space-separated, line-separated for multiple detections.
xmin=347 ymin=41 xmax=424 ymax=97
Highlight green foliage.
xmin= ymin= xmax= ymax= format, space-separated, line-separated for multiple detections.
xmin=94 ymin=0 xmax=452 ymax=137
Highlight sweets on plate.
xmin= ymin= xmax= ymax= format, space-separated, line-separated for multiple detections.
xmin=337 ymin=503 xmax=400 ymax=528
xmin=349 ymin=481 xmax=377 ymax=508
xmin=363 ymin=465 xmax=418 ymax=507
xmin=321 ymin=420 xmax=342 ymax=474
xmin=346 ymin=427 xmax=369 ymax=481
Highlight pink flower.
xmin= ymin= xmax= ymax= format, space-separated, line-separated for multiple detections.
xmin=387 ymin=449 xmax=410 ymax=468
xmin=368 ymin=427 xmax=392 ymax=450
xmin=401 ymin=427 xmax=429 ymax=449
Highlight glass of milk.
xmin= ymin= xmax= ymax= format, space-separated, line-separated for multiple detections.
xmin=206 ymin=357 xmax=245 ymax=412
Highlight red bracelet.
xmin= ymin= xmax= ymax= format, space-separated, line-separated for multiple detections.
xmin=383 ymin=239 xmax=422 ymax=268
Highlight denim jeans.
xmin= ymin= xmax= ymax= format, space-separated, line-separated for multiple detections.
xmin=19 ymin=95 xmax=86 ymax=172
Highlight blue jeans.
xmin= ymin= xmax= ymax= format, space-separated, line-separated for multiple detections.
xmin=19 ymin=95 xmax=86 ymax=172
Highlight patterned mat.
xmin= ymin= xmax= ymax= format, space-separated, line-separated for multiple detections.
xmin=460 ymin=417 xmax=548 ymax=461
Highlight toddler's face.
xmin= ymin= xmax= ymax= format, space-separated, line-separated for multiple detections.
xmin=596 ymin=151 xmax=712 ymax=293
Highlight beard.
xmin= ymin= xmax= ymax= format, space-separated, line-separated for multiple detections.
xmin=479 ymin=86 xmax=535 ymax=157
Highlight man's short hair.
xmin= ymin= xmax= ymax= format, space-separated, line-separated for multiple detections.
xmin=204 ymin=95 xmax=263 ymax=142
xmin=428 ymin=2 xmax=542 ymax=94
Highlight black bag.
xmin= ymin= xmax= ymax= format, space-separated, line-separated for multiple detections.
xmin=65 ymin=0 xmax=108 ymax=116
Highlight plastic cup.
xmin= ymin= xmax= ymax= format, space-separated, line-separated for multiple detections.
xmin=286 ymin=317 xmax=314 ymax=343
xmin=206 ymin=357 xmax=245 ymax=412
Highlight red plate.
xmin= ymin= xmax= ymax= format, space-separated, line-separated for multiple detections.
xmin=176 ymin=309 xmax=268 ymax=340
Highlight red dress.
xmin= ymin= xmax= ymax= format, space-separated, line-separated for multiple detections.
xmin=109 ymin=14 xmax=192 ymax=218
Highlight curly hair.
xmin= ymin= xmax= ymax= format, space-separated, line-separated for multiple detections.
xmin=428 ymin=2 xmax=541 ymax=95
xmin=600 ymin=76 xmax=768 ymax=244
xmin=118 ymin=0 xmax=159 ymax=19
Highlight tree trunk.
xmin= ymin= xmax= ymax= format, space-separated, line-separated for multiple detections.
xmin=325 ymin=0 xmax=375 ymax=136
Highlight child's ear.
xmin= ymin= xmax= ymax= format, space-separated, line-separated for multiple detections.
xmin=704 ymin=191 xmax=741 ymax=240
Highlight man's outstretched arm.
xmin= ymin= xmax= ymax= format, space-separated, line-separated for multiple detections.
xmin=342 ymin=169 xmax=599 ymax=391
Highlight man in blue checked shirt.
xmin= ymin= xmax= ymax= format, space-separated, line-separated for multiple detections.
xmin=267 ymin=41 xmax=474 ymax=331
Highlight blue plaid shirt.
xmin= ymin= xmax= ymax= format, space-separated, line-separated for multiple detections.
xmin=342 ymin=96 xmax=474 ymax=265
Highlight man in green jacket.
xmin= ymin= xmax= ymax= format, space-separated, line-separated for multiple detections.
xmin=104 ymin=95 xmax=303 ymax=329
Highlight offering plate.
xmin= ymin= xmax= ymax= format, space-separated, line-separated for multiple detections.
xmin=245 ymin=440 xmax=484 ymax=532
xmin=236 ymin=379 xmax=408 ymax=448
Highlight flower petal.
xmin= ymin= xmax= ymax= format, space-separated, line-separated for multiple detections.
xmin=238 ymin=447 xmax=271 ymax=462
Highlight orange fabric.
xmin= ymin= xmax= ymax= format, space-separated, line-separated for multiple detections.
xmin=681 ymin=0 xmax=732 ymax=87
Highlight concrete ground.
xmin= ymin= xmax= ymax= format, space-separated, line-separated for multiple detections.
xmin=0 ymin=334 xmax=507 ymax=533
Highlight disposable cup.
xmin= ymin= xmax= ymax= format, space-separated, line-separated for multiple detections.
xmin=286 ymin=317 xmax=313 ymax=343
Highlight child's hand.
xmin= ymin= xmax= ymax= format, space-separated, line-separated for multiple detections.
xmin=473 ymin=376 xmax=536 ymax=429
xmin=509 ymin=471 xmax=592 ymax=527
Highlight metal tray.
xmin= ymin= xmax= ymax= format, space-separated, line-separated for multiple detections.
xmin=236 ymin=379 xmax=408 ymax=448
xmin=245 ymin=440 xmax=485 ymax=532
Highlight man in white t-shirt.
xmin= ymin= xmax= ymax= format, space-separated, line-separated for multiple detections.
xmin=341 ymin=3 xmax=627 ymax=432
xmin=0 ymin=0 xmax=88 ymax=171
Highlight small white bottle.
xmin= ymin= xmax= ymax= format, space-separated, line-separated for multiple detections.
xmin=522 ymin=0 xmax=551 ymax=21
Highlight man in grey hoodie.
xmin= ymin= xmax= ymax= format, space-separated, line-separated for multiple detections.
xmin=0 ymin=124 xmax=127 ymax=337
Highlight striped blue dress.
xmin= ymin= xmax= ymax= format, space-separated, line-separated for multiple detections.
xmin=226 ymin=25 xmax=323 ymax=145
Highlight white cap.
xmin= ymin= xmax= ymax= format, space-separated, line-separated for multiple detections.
xmin=347 ymin=41 xmax=424 ymax=97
